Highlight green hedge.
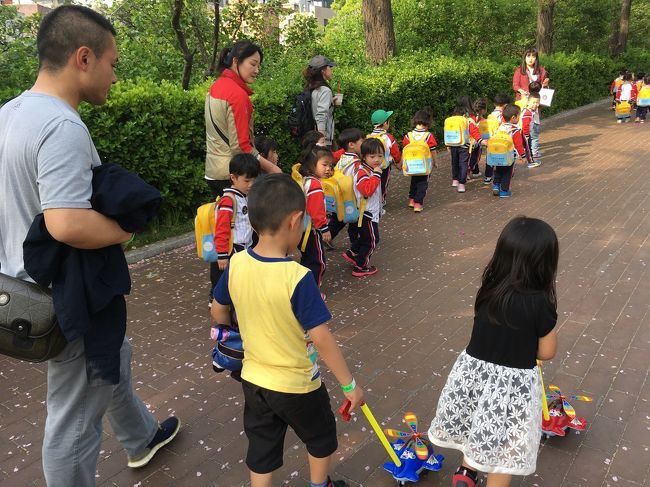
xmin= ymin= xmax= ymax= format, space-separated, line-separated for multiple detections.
xmin=80 ymin=50 xmax=650 ymax=220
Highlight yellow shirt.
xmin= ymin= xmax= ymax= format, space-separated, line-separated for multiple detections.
xmin=214 ymin=249 xmax=332 ymax=393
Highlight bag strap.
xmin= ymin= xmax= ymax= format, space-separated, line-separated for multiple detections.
xmin=208 ymin=99 xmax=231 ymax=146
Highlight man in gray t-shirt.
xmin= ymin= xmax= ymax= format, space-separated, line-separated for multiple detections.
xmin=0 ymin=6 xmax=179 ymax=486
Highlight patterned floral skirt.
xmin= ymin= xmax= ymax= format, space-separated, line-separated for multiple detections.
xmin=427 ymin=351 xmax=542 ymax=475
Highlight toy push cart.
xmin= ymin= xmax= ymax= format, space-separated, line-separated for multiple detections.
xmin=340 ymin=401 xmax=443 ymax=485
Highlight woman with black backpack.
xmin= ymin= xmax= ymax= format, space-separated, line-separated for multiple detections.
xmin=304 ymin=55 xmax=338 ymax=149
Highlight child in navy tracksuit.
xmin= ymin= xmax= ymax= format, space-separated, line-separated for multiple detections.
xmin=447 ymin=96 xmax=473 ymax=193
xmin=519 ymin=92 xmax=541 ymax=168
xmin=211 ymin=154 xmax=261 ymax=297
xmin=467 ymin=99 xmax=488 ymax=179
xmin=329 ymin=128 xmax=364 ymax=242
xmin=483 ymin=94 xmax=511 ymax=185
xmin=299 ymin=144 xmax=334 ymax=288
xmin=402 ymin=109 xmax=438 ymax=212
xmin=492 ymin=104 xmax=527 ymax=198
xmin=369 ymin=109 xmax=401 ymax=207
xmin=342 ymin=138 xmax=384 ymax=277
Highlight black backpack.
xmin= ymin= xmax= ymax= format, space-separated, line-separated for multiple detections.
xmin=288 ymin=88 xmax=315 ymax=139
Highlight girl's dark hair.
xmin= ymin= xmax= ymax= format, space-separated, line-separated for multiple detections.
xmin=644 ymin=74 xmax=650 ymax=85
xmin=360 ymin=138 xmax=385 ymax=158
xmin=452 ymin=95 xmax=473 ymax=116
xmin=303 ymin=66 xmax=330 ymax=91
xmin=623 ymin=71 xmax=633 ymax=82
xmin=472 ymin=98 xmax=487 ymax=114
xmin=493 ymin=93 xmax=511 ymax=106
xmin=476 ymin=216 xmax=559 ymax=327
xmin=254 ymin=135 xmax=279 ymax=159
xmin=528 ymin=81 xmax=542 ymax=94
xmin=521 ymin=47 xmax=540 ymax=74
xmin=217 ymin=40 xmax=263 ymax=74
xmin=299 ymin=143 xmax=333 ymax=177
xmin=301 ymin=130 xmax=325 ymax=149
xmin=412 ymin=109 xmax=433 ymax=127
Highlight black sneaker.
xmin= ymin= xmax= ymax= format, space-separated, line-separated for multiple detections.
xmin=127 ymin=416 xmax=181 ymax=468
xmin=327 ymin=477 xmax=349 ymax=487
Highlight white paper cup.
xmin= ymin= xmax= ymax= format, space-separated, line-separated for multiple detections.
xmin=333 ymin=93 xmax=343 ymax=106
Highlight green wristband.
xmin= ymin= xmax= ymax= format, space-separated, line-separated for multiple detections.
xmin=125 ymin=233 xmax=136 ymax=246
xmin=341 ymin=378 xmax=356 ymax=393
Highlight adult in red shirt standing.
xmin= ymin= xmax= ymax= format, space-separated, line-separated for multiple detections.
xmin=205 ymin=40 xmax=281 ymax=303
xmin=512 ymin=48 xmax=550 ymax=101
xmin=205 ymin=40 xmax=281 ymax=198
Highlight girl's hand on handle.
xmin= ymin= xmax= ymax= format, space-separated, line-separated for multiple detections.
xmin=344 ymin=386 xmax=364 ymax=412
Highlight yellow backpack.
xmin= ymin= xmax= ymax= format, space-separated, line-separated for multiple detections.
xmin=195 ymin=195 xmax=236 ymax=262
xmin=616 ymin=101 xmax=632 ymax=118
xmin=486 ymin=130 xmax=515 ymax=167
xmin=478 ymin=119 xmax=490 ymax=140
xmin=637 ymin=86 xmax=650 ymax=107
xmin=402 ymin=131 xmax=433 ymax=176
xmin=486 ymin=112 xmax=501 ymax=136
xmin=366 ymin=132 xmax=392 ymax=169
xmin=443 ymin=115 xmax=468 ymax=146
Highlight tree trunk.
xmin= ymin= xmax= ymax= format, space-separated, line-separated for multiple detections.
xmin=171 ymin=0 xmax=196 ymax=90
xmin=206 ymin=0 xmax=220 ymax=79
xmin=609 ymin=0 xmax=621 ymax=56
xmin=613 ymin=0 xmax=632 ymax=56
xmin=535 ymin=0 xmax=555 ymax=55
xmin=361 ymin=0 xmax=396 ymax=64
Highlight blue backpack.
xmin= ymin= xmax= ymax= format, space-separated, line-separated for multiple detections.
xmin=211 ymin=309 xmax=243 ymax=372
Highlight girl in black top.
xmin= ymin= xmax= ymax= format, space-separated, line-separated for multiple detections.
xmin=428 ymin=216 xmax=559 ymax=487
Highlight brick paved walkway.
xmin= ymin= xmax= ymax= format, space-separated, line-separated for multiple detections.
xmin=1 ymin=102 xmax=649 ymax=487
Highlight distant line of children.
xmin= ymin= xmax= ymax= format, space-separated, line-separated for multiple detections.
xmin=610 ymin=70 xmax=650 ymax=123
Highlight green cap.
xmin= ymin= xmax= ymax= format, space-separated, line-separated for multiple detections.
xmin=371 ymin=109 xmax=394 ymax=125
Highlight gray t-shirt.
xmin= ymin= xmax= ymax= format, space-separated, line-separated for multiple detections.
xmin=0 ymin=92 xmax=101 ymax=280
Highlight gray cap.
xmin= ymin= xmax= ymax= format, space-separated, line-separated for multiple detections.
xmin=308 ymin=55 xmax=336 ymax=70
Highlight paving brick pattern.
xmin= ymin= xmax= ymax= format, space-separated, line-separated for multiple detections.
xmin=1 ymin=103 xmax=649 ymax=487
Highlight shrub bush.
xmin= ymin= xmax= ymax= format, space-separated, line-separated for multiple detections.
xmin=80 ymin=50 xmax=649 ymax=221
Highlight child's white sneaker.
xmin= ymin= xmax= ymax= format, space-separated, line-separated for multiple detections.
xmin=452 ymin=180 xmax=459 ymax=187
xmin=457 ymin=184 xmax=465 ymax=193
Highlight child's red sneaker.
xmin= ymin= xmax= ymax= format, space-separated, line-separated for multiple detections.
xmin=408 ymin=198 xmax=415 ymax=208
xmin=352 ymin=265 xmax=378 ymax=277
xmin=342 ymin=250 xmax=356 ymax=265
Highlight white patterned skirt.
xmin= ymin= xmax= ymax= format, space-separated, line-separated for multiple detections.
xmin=428 ymin=351 xmax=542 ymax=475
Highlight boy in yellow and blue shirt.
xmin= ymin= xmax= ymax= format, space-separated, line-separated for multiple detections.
xmin=211 ymin=173 xmax=363 ymax=487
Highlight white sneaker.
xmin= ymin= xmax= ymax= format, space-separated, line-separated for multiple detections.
xmin=452 ymin=180 xmax=459 ymax=187
xmin=457 ymin=184 xmax=466 ymax=193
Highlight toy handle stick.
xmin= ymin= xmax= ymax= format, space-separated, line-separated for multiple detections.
xmin=339 ymin=400 xmax=402 ymax=467
xmin=359 ymin=403 xmax=402 ymax=467
xmin=537 ymin=360 xmax=550 ymax=422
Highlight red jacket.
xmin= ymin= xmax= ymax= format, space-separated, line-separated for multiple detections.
xmin=355 ymin=163 xmax=382 ymax=198
xmin=214 ymin=194 xmax=235 ymax=259
xmin=304 ymin=177 xmax=328 ymax=232
xmin=519 ymin=108 xmax=534 ymax=136
xmin=512 ymin=66 xmax=548 ymax=100
xmin=467 ymin=115 xmax=484 ymax=143
xmin=332 ymin=148 xmax=345 ymax=163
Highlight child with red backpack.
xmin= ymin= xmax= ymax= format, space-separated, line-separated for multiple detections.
xmin=402 ymin=109 xmax=438 ymax=212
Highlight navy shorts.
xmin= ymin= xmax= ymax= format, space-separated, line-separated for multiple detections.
xmin=242 ymin=380 xmax=338 ymax=473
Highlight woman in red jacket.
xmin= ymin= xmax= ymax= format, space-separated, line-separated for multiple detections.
xmin=512 ymin=48 xmax=550 ymax=101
